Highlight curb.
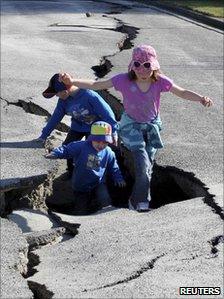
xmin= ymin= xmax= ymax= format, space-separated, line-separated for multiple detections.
xmin=138 ymin=0 xmax=224 ymax=31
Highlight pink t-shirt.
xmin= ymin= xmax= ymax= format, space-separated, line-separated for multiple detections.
xmin=112 ymin=73 xmax=173 ymax=122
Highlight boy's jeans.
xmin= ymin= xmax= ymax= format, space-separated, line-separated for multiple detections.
xmin=73 ymin=183 xmax=112 ymax=215
xmin=130 ymin=148 xmax=153 ymax=209
xmin=63 ymin=130 xmax=89 ymax=175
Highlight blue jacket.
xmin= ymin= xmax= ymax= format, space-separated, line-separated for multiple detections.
xmin=40 ymin=89 xmax=118 ymax=139
xmin=52 ymin=140 xmax=124 ymax=192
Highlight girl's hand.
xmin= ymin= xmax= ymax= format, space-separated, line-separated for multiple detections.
xmin=200 ymin=96 xmax=213 ymax=107
xmin=59 ymin=72 xmax=74 ymax=86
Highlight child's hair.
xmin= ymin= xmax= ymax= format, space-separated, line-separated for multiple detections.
xmin=128 ymin=69 xmax=161 ymax=82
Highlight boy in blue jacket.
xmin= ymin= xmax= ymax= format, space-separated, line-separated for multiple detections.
xmin=45 ymin=121 xmax=126 ymax=215
xmin=37 ymin=73 xmax=118 ymax=178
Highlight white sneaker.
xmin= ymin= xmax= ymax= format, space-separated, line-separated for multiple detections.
xmin=129 ymin=200 xmax=151 ymax=212
xmin=136 ymin=202 xmax=150 ymax=212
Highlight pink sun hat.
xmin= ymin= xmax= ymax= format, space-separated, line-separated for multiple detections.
xmin=128 ymin=44 xmax=160 ymax=72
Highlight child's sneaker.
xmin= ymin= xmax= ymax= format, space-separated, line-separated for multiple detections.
xmin=136 ymin=202 xmax=150 ymax=212
xmin=129 ymin=200 xmax=152 ymax=212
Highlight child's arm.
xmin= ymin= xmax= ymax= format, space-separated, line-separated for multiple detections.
xmin=170 ymin=84 xmax=213 ymax=107
xmin=59 ymin=73 xmax=113 ymax=91
xmin=45 ymin=142 xmax=81 ymax=160
xmin=45 ymin=145 xmax=72 ymax=160
xmin=45 ymin=152 xmax=58 ymax=159
xmin=39 ymin=101 xmax=65 ymax=140
xmin=107 ymin=150 xmax=126 ymax=187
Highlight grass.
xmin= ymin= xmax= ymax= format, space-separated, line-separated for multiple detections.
xmin=142 ymin=0 xmax=224 ymax=18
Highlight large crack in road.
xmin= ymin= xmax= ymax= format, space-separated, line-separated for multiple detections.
xmin=1 ymin=4 xmax=223 ymax=298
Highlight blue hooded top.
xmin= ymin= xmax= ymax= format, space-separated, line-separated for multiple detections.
xmin=51 ymin=140 xmax=124 ymax=192
xmin=40 ymin=89 xmax=118 ymax=139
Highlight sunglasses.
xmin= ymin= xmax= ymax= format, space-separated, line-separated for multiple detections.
xmin=133 ymin=61 xmax=151 ymax=69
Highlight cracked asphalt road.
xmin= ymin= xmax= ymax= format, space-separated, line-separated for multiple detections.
xmin=1 ymin=0 xmax=223 ymax=298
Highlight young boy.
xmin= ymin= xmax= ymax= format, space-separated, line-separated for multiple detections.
xmin=45 ymin=121 xmax=126 ymax=215
xmin=37 ymin=73 xmax=118 ymax=178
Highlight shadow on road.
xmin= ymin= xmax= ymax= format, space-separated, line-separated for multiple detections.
xmin=0 ymin=140 xmax=44 ymax=149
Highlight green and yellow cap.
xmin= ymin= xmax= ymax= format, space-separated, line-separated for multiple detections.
xmin=88 ymin=121 xmax=113 ymax=143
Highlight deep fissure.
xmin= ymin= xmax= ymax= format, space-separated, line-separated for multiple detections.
xmin=22 ymin=225 xmax=76 ymax=279
xmin=92 ymin=20 xmax=139 ymax=78
xmin=1 ymin=170 xmax=56 ymax=217
xmin=19 ymin=214 xmax=79 ymax=297
xmin=2 ymin=97 xmax=70 ymax=133
xmin=209 ymin=235 xmax=224 ymax=256
xmin=23 ymin=251 xmax=40 ymax=279
xmin=27 ymin=281 xmax=54 ymax=299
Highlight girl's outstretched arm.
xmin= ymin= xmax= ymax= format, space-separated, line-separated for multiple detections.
xmin=170 ymin=84 xmax=213 ymax=107
xmin=60 ymin=72 xmax=113 ymax=90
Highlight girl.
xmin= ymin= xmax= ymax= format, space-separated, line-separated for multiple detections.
xmin=59 ymin=44 xmax=213 ymax=212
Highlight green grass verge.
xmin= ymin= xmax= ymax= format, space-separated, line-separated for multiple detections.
xmin=157 ymin=0 xmax=224 ymax=18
